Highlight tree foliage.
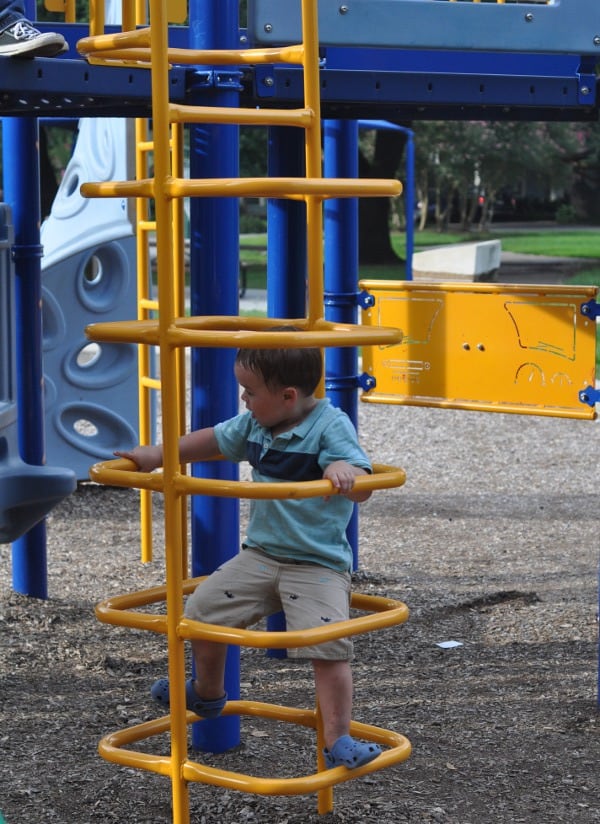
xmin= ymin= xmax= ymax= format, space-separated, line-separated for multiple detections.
xmin=563 ymin=124 xmax=600 ymax=222
xmin=413 ymin=120 xmax=594 ymax=231
xmin=356 ymin=119 xmax=600 ymax=259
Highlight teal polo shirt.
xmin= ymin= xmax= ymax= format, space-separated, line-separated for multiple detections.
xmin=214 ymin=398 xmax=371 ymax=572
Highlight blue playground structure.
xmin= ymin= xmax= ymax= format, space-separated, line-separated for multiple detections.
xmin=1 ymin=0 xmax=599 ymax=818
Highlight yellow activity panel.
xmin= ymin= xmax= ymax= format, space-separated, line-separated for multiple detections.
xmin=360 ymin=281 xmax=598 ymax=420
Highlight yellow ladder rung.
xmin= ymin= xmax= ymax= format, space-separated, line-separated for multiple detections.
xmin=169 ymin=104 xmax=314 ymax=129
xmin=141 ymin=376 xmax=161 ymax=391
xmin=83 ymin=177 xmax=402 ymax=200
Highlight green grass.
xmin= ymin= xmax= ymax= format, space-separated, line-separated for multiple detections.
xmin=240 ymin=265 xmax=268 ymax=290
xmin=240 ymin=230 xmax=600 ymax=367
xmin=497 ymin=233 xmax=600 ymax=258
xmin=566 ymin=267 xmax=600 ymax=369
xmin=239 ymin=228 xmax=600 ymax=289
xmin=570 ymin=267 xmax=600 ymax=287
xmin=390 ymin=228 xmax=600 ymax=259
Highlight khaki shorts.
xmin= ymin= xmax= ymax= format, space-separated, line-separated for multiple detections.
xmin=184 ymin=547 xmax=353 ymax=660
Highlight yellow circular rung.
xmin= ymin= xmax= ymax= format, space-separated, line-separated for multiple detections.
xmin=96 ymin=581 xmax=409 ymax=642
xmin=85 ymin=315 xmax=403 ymax=349
xmin=89 ymin=459 xmax=406 ymax=499
xmin=97 ymin=702 xmax=412 ymax=795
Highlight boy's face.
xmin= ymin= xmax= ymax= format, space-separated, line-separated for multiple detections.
xmin=235 ymin=363 xmax=292 ymax=429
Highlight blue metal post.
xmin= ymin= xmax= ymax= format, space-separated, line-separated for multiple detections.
xmin=358 ymin=120 xmax=415 ymax=280
xmin=3 ymin=117 xmax=48 ymax=598
xmin=324 ymin=120 xmax=359 ymax=423
xmin=266 ymin=127 xmax=306 ymax=318
xmin=404 ymin=129 xmax=415 ymax=281
xmin=265 ymin=126 xmax=306 ymax=649
xmin=187 ymin=0 xmax=240 ymax=752
xmin=323 ymin=119 xmax=361 ymax=567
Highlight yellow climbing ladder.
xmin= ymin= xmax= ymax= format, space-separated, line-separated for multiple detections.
xmin=134 ymin=117 xmax=188 ymax=562
xmin=78 ymin=0 xmax=410 ymax=820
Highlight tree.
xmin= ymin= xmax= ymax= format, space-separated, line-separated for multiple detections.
xmin=411 ymin=119 xmax=591 ymax=231
xmin=413 ymin=121 xmax=484 ymax=232
xmin=358 ymin=126 xmax=409 ymax=264
xmin=565 ymin=124 xmax=600 ymax=223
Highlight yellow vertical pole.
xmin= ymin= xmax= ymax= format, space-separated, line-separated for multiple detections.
xmin=170 ymin=121 xmax=189 ymax=580
xmin=64 ymin=0 xmax=75 ymax=22
xmin=88 ymin=0 xmax=104 ymax=36
xmin=315 ymin=699 xmax=333 ymax=815
xmin=301 ymin=0 xmax=325 ymax=329
xmin=148 ymin=1 xmax=189 ymax=820
xmin=121 ymin=0 xmax=136 ymax=31
xmin=135 ymin=0 xmax=146 ymax=25
xmin=135 ymin=118 xmax=156 ymax=564
xmin=302 ymin=1 xmax=332 ymax=810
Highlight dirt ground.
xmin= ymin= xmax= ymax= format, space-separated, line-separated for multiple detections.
xmin=1 ymin=262 xmax=600 ymax=824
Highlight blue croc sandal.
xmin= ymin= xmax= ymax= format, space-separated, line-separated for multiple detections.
xmin=323 ymin=735 xmax=382 ymax=770
xmin=151 ymin=677 xmax=227 ymax=719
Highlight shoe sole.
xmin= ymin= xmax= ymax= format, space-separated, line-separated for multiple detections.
xmin=0 ymin=36 xmax=67 ymax=58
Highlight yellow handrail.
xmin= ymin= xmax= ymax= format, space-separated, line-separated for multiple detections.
xmin=95 ymin=580 xmax=409 ymax=643
xmin=86 ymin=316 xmax=403 ymax=348
xmin=90 ymin=458 xmax=405 ymax=496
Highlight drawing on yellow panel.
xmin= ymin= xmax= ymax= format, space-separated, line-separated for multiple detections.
xmin=505 ymin=300 xmax=578 ymax=360
xmin=360 ymin=280 xmax=598 ymax=420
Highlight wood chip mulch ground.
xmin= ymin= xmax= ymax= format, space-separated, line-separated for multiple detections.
xmin=1 ymin=400 xmax=599 ymax=824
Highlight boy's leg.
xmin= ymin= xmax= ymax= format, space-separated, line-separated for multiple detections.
xmin=281 ymin=565 xmax=381 ymax=769
xmin=314 ymin=657 xmax=382 ymax=769
xmin=312 ymin=658 xmax=353 ymax=750
xmin=279 ymin=564 xmax=353 ymax=747
xmin=184 ymin=548 xmax=282 ymax=700
xmin=190 ymin=639 xmax=228 ymax=700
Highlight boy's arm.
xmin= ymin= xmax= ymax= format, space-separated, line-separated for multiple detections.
xmin=178 ymin=428 xmax=221 ymax=464
xmin=115 ymin=427 xmax=220 ymax=472
xmin=323 ymin=461 xmax=372 ymax=503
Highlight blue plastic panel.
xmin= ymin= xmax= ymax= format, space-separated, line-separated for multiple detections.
xmin=248 ymin=0 xmax=600 ymax=55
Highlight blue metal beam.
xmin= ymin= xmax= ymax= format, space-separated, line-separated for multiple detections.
xmin=0 ymin=24 xmax=595 ymax=121
xmin=249 ymin=49 xmax=598 ymax=121
xmin=249 ymin=0 xmax=600 ymax=56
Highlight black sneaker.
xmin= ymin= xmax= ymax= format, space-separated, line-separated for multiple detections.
xmin=0 ymin=19 xmax=67 ymax=58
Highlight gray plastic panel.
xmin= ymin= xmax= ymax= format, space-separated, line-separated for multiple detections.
xmin=0 ymin=204 xmax=76 ymax=544
xmin=248 ymin=0 xmax=600 ymax=55
xmin=42 ymin=236 xmax=141 ymax=480
xmin=0 ymin=204 xmax=14 ymax=423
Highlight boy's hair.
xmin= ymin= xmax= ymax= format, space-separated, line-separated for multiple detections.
xmin=236 ymin=335 xmax=322 ymax=396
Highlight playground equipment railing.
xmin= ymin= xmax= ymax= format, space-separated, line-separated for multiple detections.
xmin=133 ymin=116 xmax=188 ymax=564
xmin=78 ymin=0 xmax=410 ymax=819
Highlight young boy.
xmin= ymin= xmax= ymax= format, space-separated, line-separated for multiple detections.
xmin=116 ymin=342 xmax=381 ymax=770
